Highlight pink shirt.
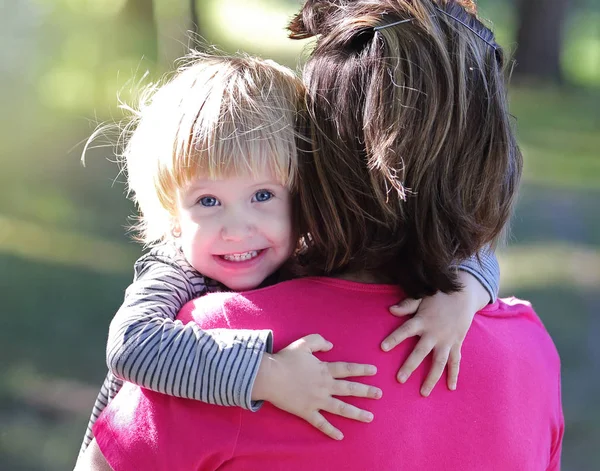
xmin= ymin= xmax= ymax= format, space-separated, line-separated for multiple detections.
xmin=94 ymin=277 xmax=564 ymax=470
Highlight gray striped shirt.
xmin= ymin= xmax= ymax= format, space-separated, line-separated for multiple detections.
xmin=79 ymin=243 xmax=273 ymax=455
xmin=80 ymin=243 xmax=499 ymax=455
xmin=457 ymin=246 xmax=500 ymax=303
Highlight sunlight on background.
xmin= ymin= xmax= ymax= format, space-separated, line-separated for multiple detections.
xmin=500 ymin=244 xmax=600 ymax=291
xmin=0 ymin=215 xmax=136 ymax=275
xmin=49 ymin=0 xmax=127 ymax=18
xmin=40 ymin=67 xmax=97 ymax=111
xmin=211 ymin=0 xmax=309 ymax=56
xmin=563 ymin=12 xmax=600 ymax=87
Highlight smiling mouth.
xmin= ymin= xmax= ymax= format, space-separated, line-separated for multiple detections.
xmin=220 ymin=250 xmax=263 ymax=262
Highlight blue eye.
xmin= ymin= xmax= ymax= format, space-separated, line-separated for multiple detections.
xmin=253 ymin=190 xmax=274 ymax=203
xmin=198 ymin=195 xmax=219 ymax=207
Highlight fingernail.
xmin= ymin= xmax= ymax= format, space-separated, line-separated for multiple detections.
xmin=421 ymin=388 xmax=431 ymax=397
xmin=366 ymin=365 xmax=377 ymax=375
xmin=381 ymin=342 xmax=390 ymax=352
xmin=335 ymin=432 xmax=344 ymax=440
xmin=397 ymin=373 xmax=408 ymax=383
xmin=449 ymin=384 xmax=457 ymax=391
xmin=373 ymin=388 xmax=383 ymax=399
xmin=363 ymin=412 xmax=374 ymax=422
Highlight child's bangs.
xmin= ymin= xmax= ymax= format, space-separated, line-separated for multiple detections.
xmin=194 ymin=115 xmax=297 ymax=187
xmin=172 ymin=71 xmax=299 ymax=190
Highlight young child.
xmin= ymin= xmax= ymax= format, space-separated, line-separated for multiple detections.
xmin=80 ymin=51 xmax=500 ymax=454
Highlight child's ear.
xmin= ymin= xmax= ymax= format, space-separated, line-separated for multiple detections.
xmin=170 ymin=219 xmax=182 ymax=238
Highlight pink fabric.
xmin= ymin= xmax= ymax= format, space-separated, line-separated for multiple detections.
xmin=94 ymin=277 xmax=564 ymax=470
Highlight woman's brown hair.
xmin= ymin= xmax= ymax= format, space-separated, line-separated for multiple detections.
xmin=289 ymin=0 xmax=522 ymax=298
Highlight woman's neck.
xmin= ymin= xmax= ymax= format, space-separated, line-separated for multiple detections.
xmin=333 ymin=270 xmax=390 ymax=284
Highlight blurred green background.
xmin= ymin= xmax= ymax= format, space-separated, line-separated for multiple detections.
xmin=1 ymin=0 xmax=598 ymax=469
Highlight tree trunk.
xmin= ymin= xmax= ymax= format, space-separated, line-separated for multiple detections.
xmin=190 ymin=0 xmax=200 ymax=40
xmin=514 ymin=0 xmax=570 ymax=83
xmin=121 ymin=0 xmax=158 ymax=64
xmin=189 ymin=0 xmax=210 ymax=50
xmin=153 ymin=0 xmax=209 ymax=70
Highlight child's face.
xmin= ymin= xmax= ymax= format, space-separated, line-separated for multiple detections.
xmin=175 ymin=169 xmax=294 ymax=291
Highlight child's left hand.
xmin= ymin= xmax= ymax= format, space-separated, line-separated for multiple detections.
xmin=380 ymin=271 xmax=490 ymax=397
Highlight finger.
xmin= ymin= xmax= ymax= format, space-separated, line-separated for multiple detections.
xmin=307 ymin=411 xmax=344 ymax=440
xmin=420 ymin=347 xmax=451 ymax=397
xmin=332 ymin=380 xmax=382 ymax=399
xmin=396 ymin=337 xmax=434 ymax=383
xmin=446 ymin=346 xmax=462 ymax=391
xmin=327 ymin=362 xmax=377 ymax=378
xmin=381 ymin=317 xmax=422 ymax=352
xmin=298 ymin=334 xmax=333 ymax=353
xmin=389 ymin=298 xmax=422 ymax=316
xmin=322 ymin=397 xmax=374 ymax=424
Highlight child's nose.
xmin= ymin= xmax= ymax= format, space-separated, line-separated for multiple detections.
xmin=220 ymin=214 xmax=255 ymax=241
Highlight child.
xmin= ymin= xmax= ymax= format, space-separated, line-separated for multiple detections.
xmin=80 ymin=51 xmax=500 ymax=455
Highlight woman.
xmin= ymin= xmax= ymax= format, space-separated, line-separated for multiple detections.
xmin=80 ymin=0 xmax=563 ymax=469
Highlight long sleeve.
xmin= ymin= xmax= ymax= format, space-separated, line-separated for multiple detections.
xmin=456 ymin=246 xmax=500 ymax=303
xmin=107 ymin=245 xmax=272 ymax=408
xmin=79 ymin=244 xmax=272 ymax=455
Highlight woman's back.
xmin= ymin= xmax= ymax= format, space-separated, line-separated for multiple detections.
xmin=95 ymin=277 xmax=563 ymax=470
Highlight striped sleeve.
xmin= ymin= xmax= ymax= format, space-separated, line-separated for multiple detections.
xmin=456 ymin=246 xmax=500 ymax=303
xmin=79 ymin=373 xmax=123 ymax=455
xmin=106 ymin=244 xmax=273 ymax=411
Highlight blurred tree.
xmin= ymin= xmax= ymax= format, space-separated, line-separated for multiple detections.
xmin=121 ymin=0 xmax=158 ymax=63
xmin=190 ymin=0 xmax=201 ymax=40
xmin=153 ymin=0 xmax=214 ymax=70
xmin=189 ymin=0 xmax=211 ymax=50
xmin=514 ymin=0 xmax=570 ymax=82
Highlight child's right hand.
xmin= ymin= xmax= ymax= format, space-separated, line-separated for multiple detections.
xmin=251 ymin=334 xmax=382 ymax=440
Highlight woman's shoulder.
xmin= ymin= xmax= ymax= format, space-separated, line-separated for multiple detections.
xmin=477 ymin=297 xmax=561 ymax=367
xmin=478 ymin=296 xmax=536 ymax=320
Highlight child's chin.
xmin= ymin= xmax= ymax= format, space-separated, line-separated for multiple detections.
xmin=222 ymin=277 xmax=264 ymax=292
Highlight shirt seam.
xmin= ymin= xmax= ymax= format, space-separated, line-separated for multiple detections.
xmin=228 ymin=408 xmax=243 ymax=463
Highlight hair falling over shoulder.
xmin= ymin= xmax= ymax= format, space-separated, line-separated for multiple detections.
xmin=289 ymin=0 xmax=522 ymax=298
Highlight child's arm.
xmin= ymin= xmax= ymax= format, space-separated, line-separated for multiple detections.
xmin=105 ymin=244 xmax=380 ymax=440
xmin=453 ymin=246 xmax=499 ymax=303
xmin=79 ymin=373 xmax=123 ymax=456
xmin=79 ymin=244 xmax=240 ymax=457
xmin=381 ymin=247 xmax=499 ymax=396
xmin=106 ymin=246 xmax=270 ymax=410
xmin=251 ymin=334 xmax=381 ymax=441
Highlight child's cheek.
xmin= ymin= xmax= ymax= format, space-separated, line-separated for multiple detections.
xmin=280 ymin=219 xmax=296 ymax=258
xmin=275 ymin=203 xmax=293 ymax=238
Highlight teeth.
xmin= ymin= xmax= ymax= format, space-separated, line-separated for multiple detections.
xmin=222 ymin=250 xmax=259 ymax=262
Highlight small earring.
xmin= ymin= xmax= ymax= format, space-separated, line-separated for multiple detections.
xmin=171 ymin=226 xmax=181 ymax=238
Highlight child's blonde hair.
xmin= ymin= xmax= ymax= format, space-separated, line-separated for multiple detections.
xmin=103 ymin=52 xmax=304 ymax=245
